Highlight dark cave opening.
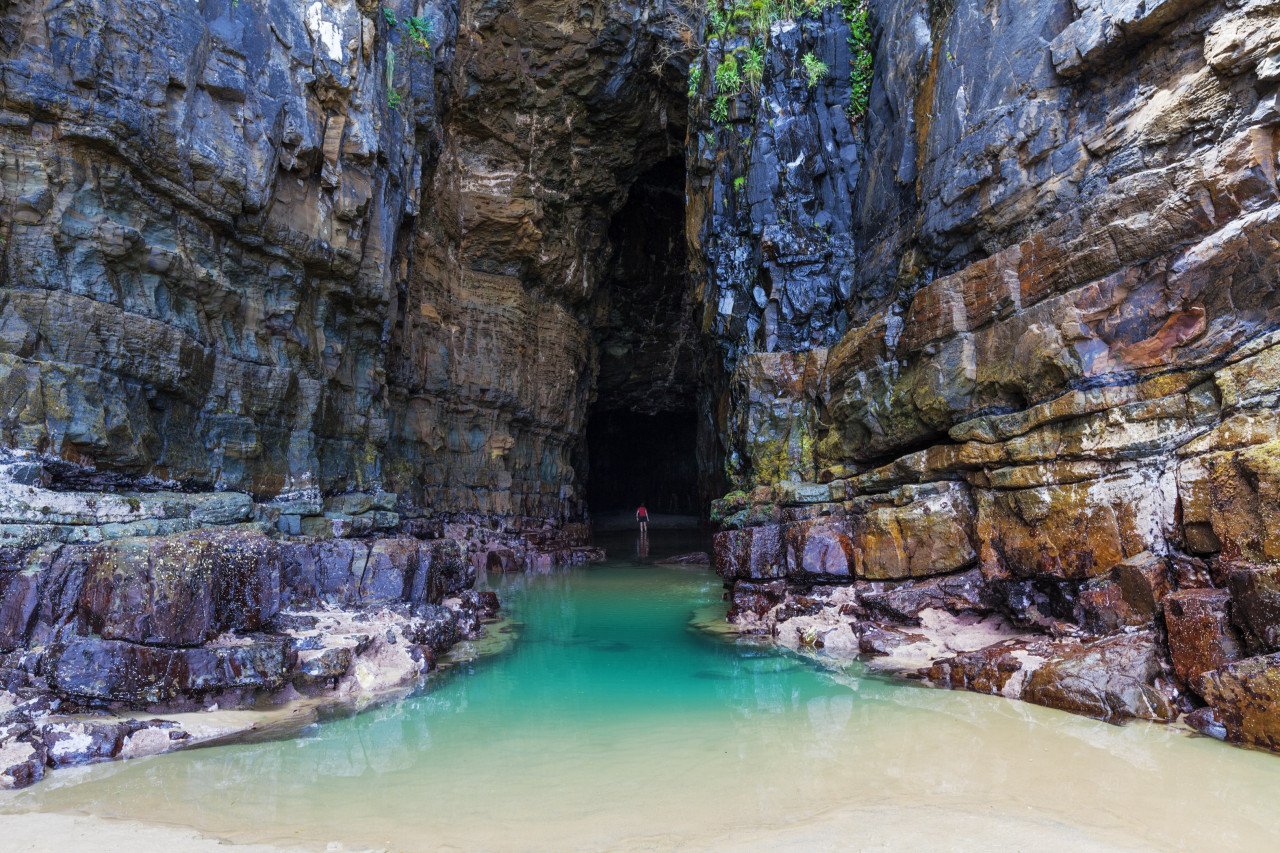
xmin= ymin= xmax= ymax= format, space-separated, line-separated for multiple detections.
xmin=585 ymin=409 xmax=700 ymax=515
xmin=582 ymin=156 xmax=719 ymax=519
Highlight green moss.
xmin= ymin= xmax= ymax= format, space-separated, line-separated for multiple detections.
xmin=749 ymin=421 xmax=817 ymax=487
xmin=710 ymin=489 xmax=751 ymax=524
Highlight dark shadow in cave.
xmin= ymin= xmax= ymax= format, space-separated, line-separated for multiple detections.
xmin=586 ymin=409 xmax=700 ymax=516
xmin=581 ymin=156 xmax=722 ymax=521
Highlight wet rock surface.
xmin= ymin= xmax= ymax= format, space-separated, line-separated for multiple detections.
xmin=705 ymin=0 xmax=1280 ymax=758
xmin=0 ymin=523 xmax=501 ymax=788
xmin=0 ymin=0 xmax=1278 ymax=796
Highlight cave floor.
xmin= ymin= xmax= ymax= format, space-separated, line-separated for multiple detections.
xmin=3 ymin=530 xmax=1278 ymax=851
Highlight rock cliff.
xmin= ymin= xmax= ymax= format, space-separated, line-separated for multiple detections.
xmin=0 ymin=0 xmax=688 ymax=785
xmin=1 ymin=0 xmax=1280 ymax=782
xmin=701 ymin=0 xmax=1280 ymax=755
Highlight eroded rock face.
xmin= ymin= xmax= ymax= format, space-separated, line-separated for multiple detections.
xmin=383 ymin=0 xmax=694 ymax=525
xmin=1195 ymin=653 xmax=1280 ymax=753
xmin=0 ymin=0 xmax=453 ymax=496
xmin=1022 ymin=632 xmax=1178 ymax=724
xmin=707 ymin=0 xmax=1280 ymax=753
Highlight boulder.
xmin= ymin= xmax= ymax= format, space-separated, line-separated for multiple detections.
xmin=417 ymin=539 xmax=473 ymax=602
xmin=76 ymin=530 xmax=282 ymax=647
xmin=1194 ymin=653 xmax=1280 ymax=753
xmin=976 ymin=470 xmax=1174 ymax=581
xmin=1023 ymin=632 xmax=1177 ymax=723
xmin=49 ymin=636 xmax=293 ymax=705
xmin=859 ymin=568 xmax=989 ymax=624
xmin=281 ymin=539 xmax=369 ymax=605
xmin=782 ymin=518 xmax=855 ymax=578
xmin=291 ymin=646 xmax=356 ymax=688
xmin=76 ymin=536 xmax=215 ymax=647
xmin=1111 ymin=552 xmax=1171 ymax=618
xmin=0 ymin=730 xmax=45 ymax=789
xmin=1202 ymin=440 xmax=1280 ymax=563
xmin=927 ymin=638 xmax=1047 ymax=697
xmin=774 ymin=481 xmax=831 ymax=506
xmin=1077 ymin=579 xmax=1149 ymax=634
xmin=1163 ymin=588 xmax=1243 ymax=685
xmin=358 ymin=539 xmax=418 ymax=604
xmin=851 ymin=482 xmax=977 ymax=580
xmin=0 ymin=545 xmax=52 ymax=651
xmin=726 ymin=580 xmax=787 ymax=620
xmin=40 ymin=719 xmax=128 ymax=767
xmin=1227 ymin=563 xmax=1280 ymax=654
xmin=713 ymin=525 xmax=784 ymax=580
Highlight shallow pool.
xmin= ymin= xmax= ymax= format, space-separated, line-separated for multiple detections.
xmin=5 ymin=530 xmax=1280 ymax=851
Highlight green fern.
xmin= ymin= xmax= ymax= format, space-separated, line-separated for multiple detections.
xmin=688 ymin=62 xmax=703 ymax=98
xmin=844 ymin=0 xmax=873 ymax=119
xmin=714 ymin=54 xmax=741 ymax=93
xmin=710 ymin=95 xmax=730 ymax=123
xmin=742 ymin=45 xmax=765 ymax=90
xmin=800 ymin=52 xmax=829 ymax=88
xmin=406 ymin=15 xmax=432 ymax=53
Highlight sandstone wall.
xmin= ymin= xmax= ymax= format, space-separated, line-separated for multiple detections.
xmin=704 ymin=0 xmax=1280 ymax=753
xmin=0 ymin=0 xmax=457 ymax=497
xmin=383 ymin=0 xmax=690 ymax=524
xmin=0 ymin=0 xmax=700 ymax=534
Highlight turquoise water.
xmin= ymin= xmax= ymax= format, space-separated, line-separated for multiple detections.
xmin=7 ymin=530 xmax=1280 ymax=851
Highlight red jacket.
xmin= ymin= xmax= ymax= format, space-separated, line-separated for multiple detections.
xmin=636 ymin=506 xmax=649 ymax=520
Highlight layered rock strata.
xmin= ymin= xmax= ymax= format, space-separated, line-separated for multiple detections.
xmin=0 ymin=0 xmax=699 ymax=533
xmin=704 ymin=0 xmax=1280 ymax=755
xmin=0 ymin=512 xmax=505 ymax=788
xmin=0 ymin=0 xmax=693 ymax=786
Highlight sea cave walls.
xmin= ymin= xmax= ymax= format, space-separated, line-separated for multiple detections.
xmin=383 ymin=0 xmax=695 ymax=528
xmin=0 ymin=0 xmax=456 ymax=498
xmin=0 ymin=0 xmax=700 ymax=757
xmin=703 ymin=0 xmax=1280 ymax=753
xmin=0 ymin=0 xmax=701 ymax=538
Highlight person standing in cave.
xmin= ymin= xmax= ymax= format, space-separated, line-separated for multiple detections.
xmin=635 ymin=503 xmax=649 ymax=534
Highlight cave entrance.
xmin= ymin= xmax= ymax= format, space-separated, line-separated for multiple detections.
xmin=585 ymin=409 xmax=700 ymax=517
xmin=582 ymin=157 xmax=717 ymax=523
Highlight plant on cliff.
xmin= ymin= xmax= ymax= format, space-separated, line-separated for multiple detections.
xmin=406 ymin=15 xmax=433 ymax=53
xmin=385 ymin=48 xmax=402 ymax=111
xmin=714 ymin=54 xmax=741 ymax=93
xmin=711 ymin=95 xmax=731 ymax=123
xmin=843 ymin=0 xmax=872 ymax=120
xmin=688 ymin=62 xmax=703 ymax=98
xmin=383 ymin=7 xmax=432 ymax=56
xmin=742 ymin=44 xmax=765 ymax=91
xmin=800 ymin=52 xmax=829 ymax=88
